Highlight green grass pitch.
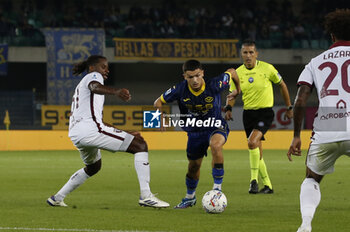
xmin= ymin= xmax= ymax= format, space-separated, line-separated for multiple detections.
xmin=0 ymin=150 xmax=349 ymax=232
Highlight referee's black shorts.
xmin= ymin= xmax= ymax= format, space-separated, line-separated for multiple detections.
xmin=243 ymin=108 xmax=274 ymax=140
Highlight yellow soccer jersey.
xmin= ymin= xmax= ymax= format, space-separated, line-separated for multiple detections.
xmin=229 ymin=60 xmax=282 ymax=110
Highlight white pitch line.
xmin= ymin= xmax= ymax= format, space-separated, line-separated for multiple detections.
xmin=0 ymin=227 xmax=168 ymax=232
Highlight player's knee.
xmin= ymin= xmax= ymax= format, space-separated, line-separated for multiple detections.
xmin=85 ymin=160 xmax=102 ymax=176
xmin=306 ymin=168 xmax=323 ymax=183
xmin=137 ymin=139 xmax=148 ymax=152
xmin=210 ymin=141 xmax=222 ymax=153
xmin=188 ymin=163 xmax=200 ymax=174
xmin=247 ymin=140 xmax=258 ymax=149
xmin=128 ymin=137 xmax=148 ymax=153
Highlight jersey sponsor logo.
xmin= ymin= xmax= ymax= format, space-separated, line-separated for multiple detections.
xmin=183 ymin=98 xmax=191 ymax=102
xmin=319 ymin=111 xmax=350 ymax=121
xmin=185 ymin=104 xmax=213 ymax=115
xmin=336 ymin=100 xmax=346 ymax=109
xmin=143 ymin=109 xmax=161 ymax=128
xmin=248 ymin=77 xmax=254 ymax=83
xmin=205 ymin=96 xmax=214 ymax=103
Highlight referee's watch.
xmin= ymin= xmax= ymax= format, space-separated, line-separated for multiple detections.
xmin=287 ymin=105 xmax=293 ymax=111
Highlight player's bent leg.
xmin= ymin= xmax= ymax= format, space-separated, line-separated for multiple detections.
xmin=126 ymin=134 xmax=169 ymax=208
xmin=47 ymin=167 xmax=91 ymax=207
xmin=47 ymin=145 xmax=102 ymax=207
xmin=298 ymin=168 xmax=323 ymax=232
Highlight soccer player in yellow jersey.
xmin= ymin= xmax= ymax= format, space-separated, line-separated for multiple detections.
xmin=225 ymin=40 xmax=293 ymax=194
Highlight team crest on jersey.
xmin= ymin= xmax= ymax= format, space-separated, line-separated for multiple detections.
xmin=248 ymin=77 xmax=254 ymax=83
xmin=223 ymin=73 xmax=229 ymax=84
xmin=165 ymin=88 xmax=172 ymax=96
xmin=205 ymin=96 xmax=214 ymax=102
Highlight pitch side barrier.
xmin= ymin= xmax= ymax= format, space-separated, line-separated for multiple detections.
xmin=0 ymin=130 xmax=312 ymax=151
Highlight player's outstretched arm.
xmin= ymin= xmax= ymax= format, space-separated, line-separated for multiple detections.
xmin=287 ymin=85 xmax=311 ymax=161
xmin=88 ymin=81 xmax=131 ymax=101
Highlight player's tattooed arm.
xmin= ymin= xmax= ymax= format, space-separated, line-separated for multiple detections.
xmin=89 ymin=81 xmax=131 ymax=101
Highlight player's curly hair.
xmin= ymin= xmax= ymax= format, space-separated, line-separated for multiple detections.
xmin=72 ymin=55 xmax=107 ymax=76
xmin=182 ymin=59 xmax=202 ymax=72
xmin=325 ymin=8 xmax=350 ymax=41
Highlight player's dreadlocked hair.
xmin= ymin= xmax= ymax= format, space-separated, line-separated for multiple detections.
xmin=72 ymin=55 xmax=107 ymax=76
xmin=182 ymin=59 xmax=202 ymax=72
xmin=325 ymin=8 xmax=350 ymax=41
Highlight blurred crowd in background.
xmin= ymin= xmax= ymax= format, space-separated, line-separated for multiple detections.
xmin=0 ymin=0 xmax=348 ymax=48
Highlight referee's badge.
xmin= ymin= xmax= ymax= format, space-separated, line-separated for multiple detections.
xmin=248 ymin=77 xmax=254 ymax=83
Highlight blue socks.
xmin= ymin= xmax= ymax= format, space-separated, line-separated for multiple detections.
xmin=212 ymin=163 xmax=224 ymax=190
xmin=185 ymin=175 xmax=198 ymax=199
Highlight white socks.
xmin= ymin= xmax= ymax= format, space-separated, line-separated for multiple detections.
xmin=185 ymin=192 xmax=196 ymax=199
xmin=299 ymin=178 xmax=321 ymax=228
xmin=54 ymin=152 xmax=152 ymax=201
xmin=213 ymin=183 xmax=222 ymax=191
xmin=55 ymin=168 xmax=90 ymax=201
xmin=134 ymin=152 xmax=151 ymax=199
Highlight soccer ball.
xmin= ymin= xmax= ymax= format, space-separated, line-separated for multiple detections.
xmin=201 ymin=190 xmax=227 ymax=213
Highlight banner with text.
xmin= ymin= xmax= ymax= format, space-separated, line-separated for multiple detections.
xmin=41 ymin=105 xmax=293 ymax=131
xmin=0 ymin=44 xmax=8 ymax=76
xmin=113 ymin=38 xmax=239 ymax=61
xmin=41 ymin=105 xmax=171 ymax=130
xmin=42 ymin=28 xmax=105 ymax=105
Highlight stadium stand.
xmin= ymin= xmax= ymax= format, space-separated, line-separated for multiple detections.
xmin=0 ymin=0 xmax=348 ymax=48
xmin=0 ymin=0 xmax=348 ymax=129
